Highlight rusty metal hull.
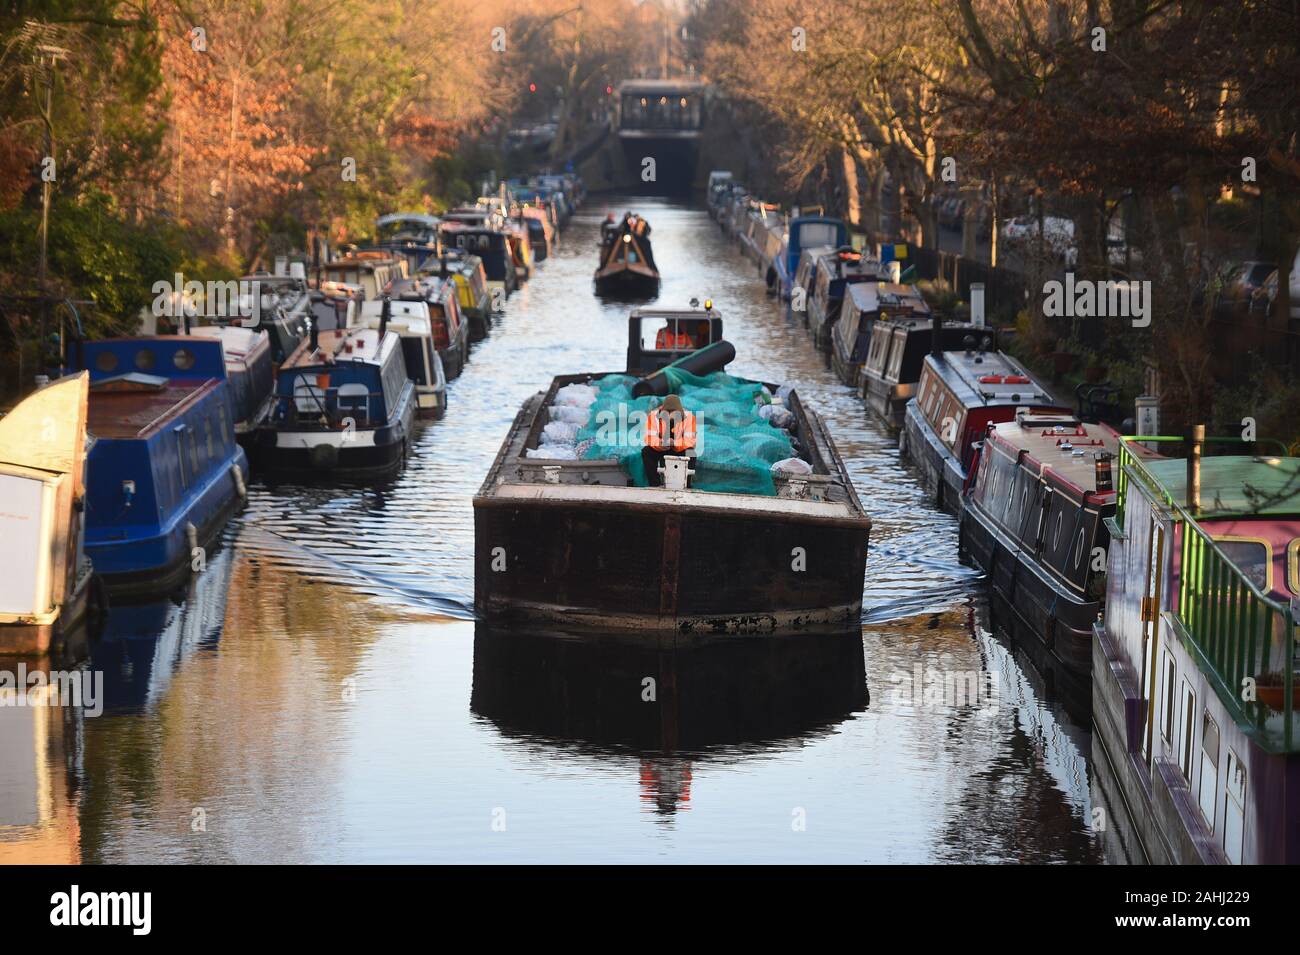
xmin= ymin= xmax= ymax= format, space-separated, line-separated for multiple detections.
xmin=474 ymin=497 xmax=867 ymax=632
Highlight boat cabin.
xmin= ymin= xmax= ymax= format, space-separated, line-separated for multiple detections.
xmin=439 ymin=221 xmax=516 ymax=292
xmin=905 ymin=343 xmax=1064 ymax=512
xmin=377 ymin=277 xmax=468 ymax=379
xmin=183 ymin=325 xmax=274 ymax=432
xmin=320 ymin=254 xmax=407 ymax=301
xmin=861 ymin=320 xmax=991 ymax=430
xmin=809 ymin=249 xmax=888 ymax=351
xmin=373 ymin=213 xmax=443 ymax=271
xmin=1097 ymin=443 xmax=1300 ymax=863
xmin=778 ymin=216 xmax=848 ymax=298
xmin=830 ymin=280 xmax=931 ymax=386
xmin=356 ymin=303 xmax=447 ymax=418
xmin=626 ymin=306 xmax=725 ymax=373
xmin=76 ymin=337 xmax=248 ymax=590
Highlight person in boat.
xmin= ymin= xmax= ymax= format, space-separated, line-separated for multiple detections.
xmin=602 ymin=213 xmax=618 ymax=244
xmin=655 ymin=322 xmax=693 ymax=350
xmin=642 ymin=393 xmax=697 ymax=486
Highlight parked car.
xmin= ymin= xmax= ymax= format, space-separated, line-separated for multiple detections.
xmin=1215 ymin=260 xmax=1276 ymax=318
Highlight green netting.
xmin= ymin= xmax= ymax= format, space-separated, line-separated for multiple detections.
xmin=577 ymin=369 xmax=793 ymax=495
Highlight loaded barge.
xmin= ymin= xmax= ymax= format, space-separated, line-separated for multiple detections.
xmin=474 ymin=308 xmax=871 ymax=633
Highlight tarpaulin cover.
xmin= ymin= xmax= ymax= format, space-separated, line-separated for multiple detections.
xmin=577 ymin=369 xmax=793 ymax=495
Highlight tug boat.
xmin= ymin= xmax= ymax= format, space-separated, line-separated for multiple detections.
xmin=76 ymin=338 xmax=249 ymax=597
xmin=902 ymin=335 xmax=1066 ymax=514
xmin=1093 ymin=436 xmax=1300 ymax=863
xmin=254 ymin=322 xmax=416 ymax=479
xmin=474 ymin=306 xmax=871 ymax=633
xmin=959 ymin=412 xmax=1156 ymax=680
xmin=594 ymin=215 xmax=660 ymax=299
xmin=808 ymin=248 xmax=887 ymax=353
xmin=0 ymin=373 xmax=95 ymax=654
xmin=830 ymin=280 xmax=931 ymax=387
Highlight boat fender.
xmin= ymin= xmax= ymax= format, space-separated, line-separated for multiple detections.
xmin=231 ymin=463 xmax=247 ymax=498
xmin=311 ymin=443 xmax=339 ymax=470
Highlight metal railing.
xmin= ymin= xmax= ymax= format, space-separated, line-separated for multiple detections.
xmin=1116 ymin=436 xmax=1297 ymax=751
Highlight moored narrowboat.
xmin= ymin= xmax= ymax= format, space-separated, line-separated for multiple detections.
xmin=901 ymin=338 xmax=1065 ymax=514
xmin=420 ymin=250 xmax=492 ymax=341
xmin=357 ymin=301 xmax=447 ymax=419
xmin=373 ymin=277 xmax=470 ymax=380
xmin=182 ymin=325 xmax=275 ymax=436
xmin=319 ymin=252 xmax=407 ymax=302
xmin=959 ymin=412 xmax=1156 ymax=680
xmin=76 ymin=338 xmax=249 ymax=598
xmin=439 ymin=220 xmax=518 ymax=298
xmin=771 ymin=214 xmax=848 ymax=300
xmin=860 ymin=319 xmax=988 ymax=431
xmin=830 ymin=280 xmax=931 ymax=387
xmin=473 ymin=309 xmax=871 ymax=633
xmin=373 ymin=213 xmax=442 ymax=271
xmin=1093 ymin=437 xmax=1300 ymax=863
xmin=253 ymin=323 xmax=415 ymax=479
xmin=0 ymin=373 xmax=95 ymax=654
xmin=790 ymin=244 xmax=834 ymax=325
xmin=810 ymin=249 xmax=888 ymax=354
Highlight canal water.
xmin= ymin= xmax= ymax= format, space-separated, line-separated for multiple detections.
xmin=2 ymin=199 xmax=1101 ymax=863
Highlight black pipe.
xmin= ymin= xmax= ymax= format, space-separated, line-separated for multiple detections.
xmin=309 ymin=319 xmax=319 ymax=353
xmin=632 ymin=340 xmax=736 ymax=397
xmin=379 ymin=295 xmax=391 ymax=340
xmin=931 ymin=310 xmax=943 ymax=358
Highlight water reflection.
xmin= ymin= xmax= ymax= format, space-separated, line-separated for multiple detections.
xmin=3 ymin=197 xmax=1104 ymax=863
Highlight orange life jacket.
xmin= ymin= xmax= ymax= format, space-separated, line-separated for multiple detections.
xmin=655 ymin=328 xmax=693 ymax=350
xmin=644 ymin=408 xmax=697 ymax=452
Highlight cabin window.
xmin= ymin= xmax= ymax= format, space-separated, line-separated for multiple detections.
xmin=1178 ymin=680 xmax=1196 ymax=781
xmin=135 ymin=349 xmax=156 ymax=371
xmin=1052 ymin=510 xmax=1064 ymax=552
xmin=1223 ymin=749 xmax=1246 ymax=864
xmin=173 ymin=348 xmax=196 ymax=371
xmin=95 ymin=350 xmax=119 ymax=373
xmin=1198 ymin=711 xmax=1219 ymax=828
xmin=1288 ymin=539 xmax=1299 ymax=595
xmin=1161 ymin=653 xmax=1176 ymax=746
xmin=1212 ymin=536 xmax=1272 ymax=592
xmin=218 ymin=405 xmax=231 ymax=446
xmin=204 ymin=416 xmax=215 ymax=461
xmin=1073 ymin=527 xmax=1087 ymax=570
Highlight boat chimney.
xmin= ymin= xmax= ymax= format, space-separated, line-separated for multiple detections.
xmin=1095 ymin=451 xmax=1113 ymax=493
xmin=970 ymin=283 xmax=985 ymax=327
xmin=379 ymin=295 xmax=391 ymax=340
xmin=1188 ymin=424 xmax=1204 ymax=513
xmin=931 ymin=310 xmax=943 ymax=358
xmin=309 ymin=317 xmax=319 ymax=354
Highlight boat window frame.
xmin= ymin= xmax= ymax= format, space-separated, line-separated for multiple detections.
xmin=1161 ymin=651 xmax=1177 ymax=746
xmin=1211 ymin=534 xmax=1273 ymax=593
xmin=1178 ymin=678 xmax=1196 ymax=782
xmin=1198 ymin=710 xmax=1220 ymax=829
xmin=1288 ymin=538 xmax=1299 ymax=595
xmin=1223 ymin=748 xmax=1246 ymax=864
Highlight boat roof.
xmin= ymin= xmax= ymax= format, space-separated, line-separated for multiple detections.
xmin=616 ymin=78 xmax=706 ymax=94
xmin=359 ymin=311 xmax=430 ymax=337
xmin=377 ymin=213 xmax=440 ymax=228
xmin=818 ymin=249 xmax=887 ymax=281
xmin=185 ymin=325 xmax=267 ymax=360
xmin=323 ymin=257 xmax=399 ymax=273
xmin=1141 ymin=456 xmax=1300 ymax=518
xmin=360 ymin=299 xmax=430 ymax=322
xmin=928 ymin=348 xmax=1057 ymax=407
xmin=844 ymin=281 xmax=931 ymax=317
xmin=987 ymin=414 xmax=1136 ymax=497
xmin=87 ymin=377 xmax=219 ymax=440
xmin=386 ymin=276 xmax=453 ymax=302
xmin=281 ymin=327 xmax=397 ymax=371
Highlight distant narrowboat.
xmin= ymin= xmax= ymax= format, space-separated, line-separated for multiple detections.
xmin=860 ymin=319 xmax=989 ymax=431
xmin=357 ymin=299 xmax=448 ymax=419
xmin=809 ymin=249 xmax=887 ymax=354
xmin=77 ymin=338 xmax=249 ymax=597
xmin=319 ymin=253 xmax=407 ymax=302
xmin=374 ymin=276 xmax=470 ymax=380
xmin=183 ymin=325 xmax=275 ymax=436
xmin=0 ymin=373 xmax=95 ymax=654
xmin=790 ymin=244 xmax=834 ymax=325
xmin=830 ymin=281 xmax=931 ymax=388
xmin=769 ymin=214 xmax=848 ymax=300
xmin=420 ymin=251 xmax=493 ymax=341
xmin=901 ymin=337 xmax=1065 ymax=514
xmin=1093 ymin=437 xmax=1300 ymax=863
xmin=474 ymin=308 xmax=871 ymax=633
xmin=254 ymin=323 xmax=415 ymax=479
xmin=373 ymin=213 xmax=443 ymax=272
xmin=439 ymin=221 xmax=519 ymax=298
xmin=960 ymin=412 xmax=1157 ymax=680
xmin=595 ymin=214 xmax=660 ymax=299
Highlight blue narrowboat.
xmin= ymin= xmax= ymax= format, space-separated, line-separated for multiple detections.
xmin=769 ymin=214 xmax=848 ymax=300
xmin=253 ymin=322 xmax=415 ymax=479
xmin=439 ymin=220 xmax=518 ymax=298
xmin=76 ymin=337 xmax=249 ymax=598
